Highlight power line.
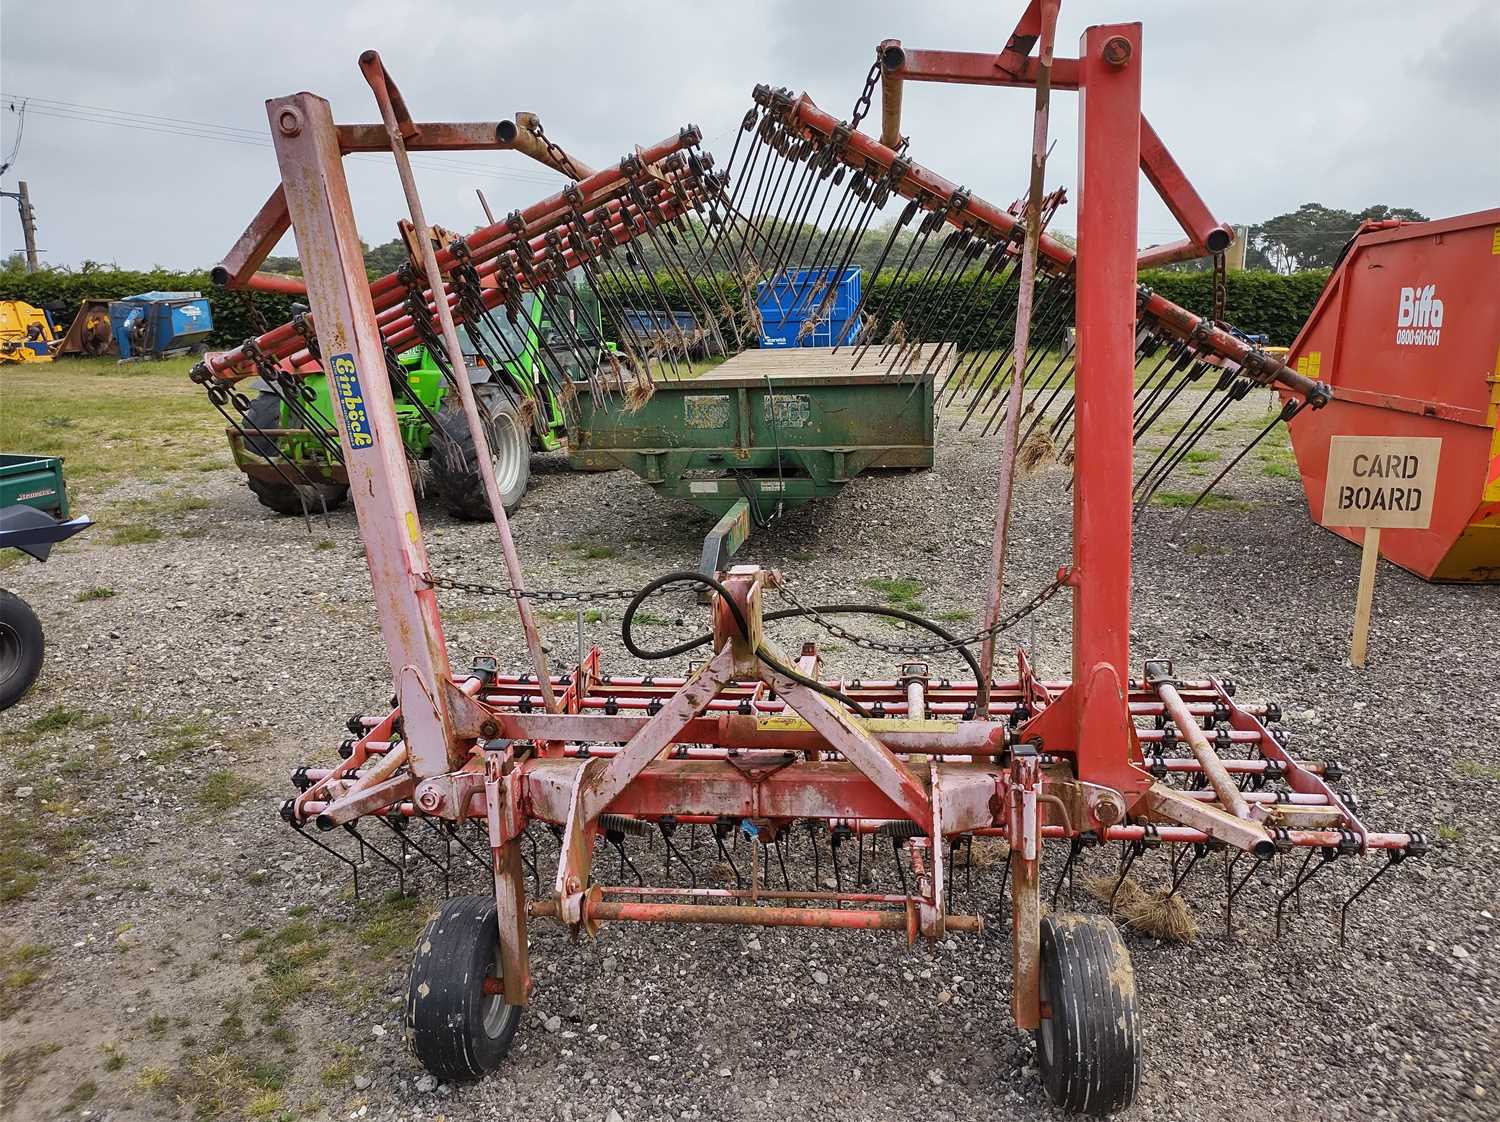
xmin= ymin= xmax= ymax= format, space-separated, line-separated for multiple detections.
xmin=0 ymin=91 xmax=564 ymax=187
xmin=1 ymin=97 xmax=27 ymax=175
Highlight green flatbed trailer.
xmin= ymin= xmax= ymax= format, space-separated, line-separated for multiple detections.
xmin=1 ymin=454 xmax=92 ymax=709
xmin=567 ymin=347 xmax=940 ymax=585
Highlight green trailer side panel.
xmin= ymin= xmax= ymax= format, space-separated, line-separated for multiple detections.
xmin=0 ymin=453 xmax=70 ymax=518
xmin=567 ymin=348 xmax=938 ymax=519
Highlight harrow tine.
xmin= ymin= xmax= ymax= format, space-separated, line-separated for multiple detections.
xmin=1109 ymin=840 xmax=1146 ymax=913
xmin=712 ymin=819 xmax=744 ymax=889
xmin=347 ymin=821 xmax=405 ymax=896
xmin=659 ymin=817 xmax=697 ymax=889
xmin=285 ymin=812 xmax=361 ymax=900
xmin=1222 ymin=848 xmax=1270 ymax=938
xmin=1274 ymin=845 xmax=1341 ymax=939
xmin=1050 ymin=837 xmax=1084 ymax=911
xmin=1339 ymin=837 xmax=1423 ymax=947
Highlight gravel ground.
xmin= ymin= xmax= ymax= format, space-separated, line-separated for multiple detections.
xmin=2 ymin=389 xmax=1496 ymax=1122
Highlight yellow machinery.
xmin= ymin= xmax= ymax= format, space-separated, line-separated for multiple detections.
xmin=0 ymin=300 xmax=55 ymax=364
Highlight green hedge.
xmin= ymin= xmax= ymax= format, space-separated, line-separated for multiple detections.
xmin=1 ymin=264 xmax=1330 ymax=351
xmin=0 ymin=268 xmax=298 ymax=348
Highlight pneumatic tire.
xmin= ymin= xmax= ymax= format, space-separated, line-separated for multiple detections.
xmin=406 ymin=895 xmax=522 ymax=1082
xmin=241 ymin=393 xmax=349 ymax=517
xmin=0 ymin=589 xmax=45 ymax=711
xmin=429 ymin=393 xmax=530 ymax=520
xmin=1035 ymin=913 xmax=1141 ymax=1115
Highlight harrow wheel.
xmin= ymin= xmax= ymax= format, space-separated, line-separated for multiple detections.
xmin=0 ymin=589 xmax=44 ymax=711
xmin=406 ymin=896 xmax=521 ymax=1082
xmin=1035 ymin=914 xmax=1140 ymax=1116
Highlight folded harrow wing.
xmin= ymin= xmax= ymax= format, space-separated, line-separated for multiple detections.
xmin=204 ymin=10 xmax=1425 ymax=1116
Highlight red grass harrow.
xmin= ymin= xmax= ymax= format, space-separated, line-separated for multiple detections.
xmin=195 ymin=6 xmax=1426 ymax=1114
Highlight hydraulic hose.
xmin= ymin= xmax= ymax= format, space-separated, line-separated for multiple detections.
xmin=620 ymin=573 xmax=988 ymax=714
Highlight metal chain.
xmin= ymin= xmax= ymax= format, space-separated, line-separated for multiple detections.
xmin=527 ymin=120 xmax=583 ymax=181
xmin=773 ymin=572 xmax=1071 ymax=657
xmin=427 ymin=565 xmax=1071 ymax=656
xmin=849 ymin=60 xmax=882 ymax=131
xmin=239 ymin=288 xmax=271 ymax=338
xmin=426 ymin=573 xmax=641 ymax=604
xmin=1212 ymin=250 xmax=1227 ymax=323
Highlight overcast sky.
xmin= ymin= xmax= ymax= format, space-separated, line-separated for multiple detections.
xmin=2 ymin=0 xmax=1495 ymax=271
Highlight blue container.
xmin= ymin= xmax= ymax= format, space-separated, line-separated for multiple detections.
xmin=109 ymin=291 xmax=214 ymax=360
xmin=756 ymin=267 xmax=861 ymax=348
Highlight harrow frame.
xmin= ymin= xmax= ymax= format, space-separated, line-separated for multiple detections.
xmin=233 ymin=8 xmax=1423 ymax=1115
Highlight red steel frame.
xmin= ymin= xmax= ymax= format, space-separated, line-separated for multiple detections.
xmin=260 ymin=11 xmax=1415 ymax=1064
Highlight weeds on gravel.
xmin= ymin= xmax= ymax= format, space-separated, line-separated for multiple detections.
xmin=1453 ymin=758 xmax=1500 ymax=782
xmin=135 ymin=1045 xmax=288 ymax=1121
xmin=864 ymin=577 xmax=927 ymax=620
xmin=0 ymin=942 xmax=49 ymax=1016
xmin=568 ymin=540 xmax=618 ymax=561
xmin=108 ymin=523 xmax=164 ymax=545
xmin=196 ymin=770 xmax=258 ymax=811
xmin=1150 ymin=491 xmax=1255 ymax=513
xmin=935 ymin=608 xmax=973 ymax=623
xmin=1 ymin=779 xmax=87 ymax=902
xmin=0 ymin=1041 xmax=61 ymax=1106
xmin=74 ymin=586 xmax=116 ymax=602
xmin=153 ymin=719 xmax=212 ymax=763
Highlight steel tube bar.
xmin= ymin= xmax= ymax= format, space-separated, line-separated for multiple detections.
xmin=977 ymin=0 xmax=1058 ymax=706
xmin=360 ymin=50 xmax=556 ymax=715
xmin=529 ymin=897 xmax=982 ymax=933
xmin=1155 ymin=678 xmax=1251 ymax=820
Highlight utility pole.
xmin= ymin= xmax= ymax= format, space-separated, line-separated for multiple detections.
xmin=1 ymin=180 xmax=39 ymax=270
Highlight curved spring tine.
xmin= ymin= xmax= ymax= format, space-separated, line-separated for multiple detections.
xmin=713 ymin=828 xmax=743 ymax=890
xmin=1166 ymin=842 xmax=1208 ymax=900
xmin=1223 ymin=848 xmax=1269 ymax=938
xmin=1050 ymin=837 xmax=1085 ymax=912
xmin=379 ymin=815 xmax=449 ymax=896
xmin=289 ymin=819 xmax=361 ymax=900
xmin=1339 ymin=849 xmax=1407 ymax=948
xmin=1275 ymin=847 xmax=1339 ymax=939
xmin=659 ymin=822 xmax=697 ymax=889
xmin=346 ymin=821 xmax=404 ymax=896
xmin=1109 ymin=841 xmax=1146 ymax=914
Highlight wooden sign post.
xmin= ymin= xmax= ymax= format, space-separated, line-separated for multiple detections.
xmin=1320 ymin=435 xmax=1442 ymax=666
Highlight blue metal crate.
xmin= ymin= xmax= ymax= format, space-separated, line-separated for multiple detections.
xmin=756 ymin=267 xmax=860 ymax=348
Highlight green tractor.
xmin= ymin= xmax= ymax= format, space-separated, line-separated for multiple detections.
xmin=229 ymin=284 xmax=609 ymax=519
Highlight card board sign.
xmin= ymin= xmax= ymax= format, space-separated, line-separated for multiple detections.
xmin=1321 ymin=436 xmax=1441 ymax=530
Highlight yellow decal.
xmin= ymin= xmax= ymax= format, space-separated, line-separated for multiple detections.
xmin=1491 ymin=226 xmax=1500 ymax=255
xmin=754 ymin=715 xmax=960 ymax=734
xmin=1295 ymin=351 xmax=1323 ymax=378
xmin=406 ymin=511 xmax=420 ymax=544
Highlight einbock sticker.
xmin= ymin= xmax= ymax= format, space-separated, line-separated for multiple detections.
xmin=329 ymin=352 xmax=374 ymax=450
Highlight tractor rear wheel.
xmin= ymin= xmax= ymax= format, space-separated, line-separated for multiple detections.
xmin=241 ymin=393 xmax=349 ymax=517
xmin=0 ymin=589 xmax=45 ymax=711
xmin=406 ymin=895 xmax=521 ymax=1082
xmin=1034 ymin=913 xmax=1140 ymax=1115
xmin=430 ymin=391 xmax=530 ymax=520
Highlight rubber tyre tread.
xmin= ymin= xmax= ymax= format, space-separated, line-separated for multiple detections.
xmin=406 ymin=895 xmax=520 ymax=1082
xmin=0 ymin=589 xmax=45 ymax=710
xmin=429 ymin=395 xmax=529 ymax=520
xmin=241 ymin=394 xmax=349 ymax=516
xmin=1036 ymin=913 xmax=1140 ymax=1116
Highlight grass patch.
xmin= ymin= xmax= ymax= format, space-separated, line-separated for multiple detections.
xmin=1182 ymin=448 xmax=1220 ymax=464
xmin=1454 ymin=758 xmax=1500 ymax=782
xmin=0 ymin=942 xmax=49 ymax=1016
xmin=864 ymin=577 xmax=925 ymax=611
xmin=74 ymin=586 xmax=116 ymax=602
xmin=196 ymin=770 xmax=258 ymax=812
xmin=568 ymin=541 xmax=618 ymax=561
xmin=0 ymin=355 xmax=222 ymax=500
xmin=935 ymin=609 xmax=973 ymax=623
xmin=1149 ymin=491 xmax=1254 ymax=513
xmin=1436 ymin=822 xmax=1462 ymax=843
xmin=62 ymin=1079 xmax=98 ymax=1111
xmin=540 ymin=607 xmax=604 ymax=624
xmin=629 ymin=611 xmax=672 ymax=626
xmin=153 ymin=719 xmax=212 ymax=763
xmin=108 ymin=523 xmax=164 ymax=546
xmin=0 ymin=1041 xmax=62 ymax=1106
xmin=135 ymin=1046 xmax=288 ymax=1121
